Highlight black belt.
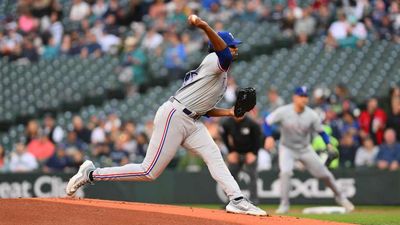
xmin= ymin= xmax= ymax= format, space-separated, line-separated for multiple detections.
xmin=169 ymin=97 xmax=201 ymax=120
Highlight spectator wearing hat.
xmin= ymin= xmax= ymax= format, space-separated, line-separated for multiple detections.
xmin=119 ymin=36 xmax=148 ymax=96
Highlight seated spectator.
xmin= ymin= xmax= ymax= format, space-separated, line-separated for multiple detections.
xmin=377 ymin=15 xmax=394 ymax=40
xmin=98 ymin=29 xmax=121 ymax=54
xmin=42 ymin=114 xmax=64 ymax=144
xmin=91 ymin=118 xmax=106 ymax=145
xmin=80 ymin=32 xmax=102 ymax=59
xmin=21 ymin=38 xmax=39 ymax=63
xmin=73 ymin=116 xmax=92 ymax=144
xmin=359 ymin=97 xmax=387 ymax=144
xmin=27 ymin=132 xmax=56 ymax=162
xmin=325 ymin=12 xmax=366 ymax=49
xmin=355 ymin=136 xmax=379 ymax=168
xmin=142 ymin=26 xmax=164 ymax=51
xmin=339 ymin=132 xmax=358 ymax=168
xmin=389 ymin=1 xmax=400 ymax=43
xmin=69 ymin=0 xmax=91 ymax=22
xmin=0 ymin=27 xmax=23 ymax=57
xmin=104 ymin=111 xmax=122 ymax=134
xmin=42 ymin=36 xmax=60 ymax=60
xmin=377 ymin=129 xmax=400 ymax=171
xmin=9 ymin=142 xmax=38 ymax=172
xmin=25 ymin=119 xmax=40 ymax=145
xmin=348 ymin=15 xmax=367 ymax=46
xmin=118 ymin=37 xmax=148 ymax=96
xmin=132 ymin=132 xmax=148 ymax=162
xmin=43 ymin=147 xmax=72 ymax=173
xmin=325 ymin=11 xmax=350 ymax=48
xmin=61 ymin=130 xmax=89 ymax=154
xmin=60 ymin=34 xmax=73 ymax=56
xmin=48 ymin=11 xmax=63 ymax=46
xmin=92 ymin=0 xmax=108 ymax=19
xmin=110 ymin=139 xmax=129 ymax=166
xmin=18 ymin=7 xmax=39 ymax=34
xmin=104 ymin=14 xmax=119 ymax=36
xmin=294 ymin=7 xmax=316 ymax=44
xmin=164 ymin=32 xmax=187 ymax=80
xmin=335 ymin=111 xmax=360 ymax=144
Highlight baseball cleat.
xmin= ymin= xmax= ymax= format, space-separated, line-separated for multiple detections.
xmin=275 ymin=204 xmax=290 ymax=214
xmin=226 ymin=198 xmax=267 ymax=216
xmin=335 ymin=196 xmax=355 ymax=212
xmin=66 ymin=160 xmax=95 ymax=196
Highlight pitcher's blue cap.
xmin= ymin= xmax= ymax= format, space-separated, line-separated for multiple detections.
xmin=209 ymin=31 xmax=242 ymax=49
xmin=294 ymin=86 xmax=309 ymax=97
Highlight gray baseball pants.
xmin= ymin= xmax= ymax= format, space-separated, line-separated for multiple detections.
xmin=92 ymin=100 xmax=243 ymax=201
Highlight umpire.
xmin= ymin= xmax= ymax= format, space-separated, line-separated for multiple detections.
xmin=220 ymin=115 xmax=262 ymax=204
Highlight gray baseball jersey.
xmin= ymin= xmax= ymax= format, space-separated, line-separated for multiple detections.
xmin=266 ymin=103 xmax=323 ymax=151
xmin=174 ymin=52 xmax=228 ymax=115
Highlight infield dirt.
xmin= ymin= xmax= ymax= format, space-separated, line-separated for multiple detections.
xmin=0 ymin=198 xmax=356 ymax=225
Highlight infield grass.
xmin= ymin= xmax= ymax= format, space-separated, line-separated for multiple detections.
xmin=182 ymin=204 xmax=400 ymax=225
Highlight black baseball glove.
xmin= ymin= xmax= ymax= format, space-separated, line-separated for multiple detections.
xmin=234 ymin=87 xmax=256 ymax=117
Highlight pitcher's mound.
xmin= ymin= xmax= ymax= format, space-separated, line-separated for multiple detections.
xmin=0 ymin=198 xmax=354 ymax=225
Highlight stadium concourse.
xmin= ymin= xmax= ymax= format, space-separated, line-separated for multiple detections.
xmin=1 ymin=0 xmax=400 ymax=187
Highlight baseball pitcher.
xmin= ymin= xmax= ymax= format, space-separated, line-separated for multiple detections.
xmin=66 ymin=15 xmax=265 ymax=216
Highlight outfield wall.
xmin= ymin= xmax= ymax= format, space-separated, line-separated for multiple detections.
xmin=1 ymin=170 xmax=399 ymax=205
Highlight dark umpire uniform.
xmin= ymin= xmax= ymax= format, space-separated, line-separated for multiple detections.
xmin=220 ymin=115 xmax=262 ymax=204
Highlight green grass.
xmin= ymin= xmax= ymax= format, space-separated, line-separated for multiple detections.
xmin=180 ymin=204 xmax=400 ymax=225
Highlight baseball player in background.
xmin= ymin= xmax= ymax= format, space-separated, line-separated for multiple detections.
xmin=66 ymin=15 xmax=266 ymax=216
xmin=264 ymin=86 xmax=355 ymax=214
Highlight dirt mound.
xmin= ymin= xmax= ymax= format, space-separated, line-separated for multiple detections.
xmin=0 ymin=198 xmax=354 ymax=225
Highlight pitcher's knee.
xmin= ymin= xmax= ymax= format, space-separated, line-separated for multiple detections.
xmin=144 ymin=171 xmax=160 ymax=181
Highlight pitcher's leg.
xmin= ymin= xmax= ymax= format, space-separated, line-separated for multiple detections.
xmin=182 ymin=123 xmax=242 ymax=201
xmin=93 ymin=108 xmax=182 ymax=181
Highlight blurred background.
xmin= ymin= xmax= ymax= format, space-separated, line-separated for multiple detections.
xmin=0 ymin=0 xmax=399 ymax=206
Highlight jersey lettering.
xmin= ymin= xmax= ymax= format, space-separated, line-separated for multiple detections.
xmin=182 ymin=67 xmax=200 ymax=86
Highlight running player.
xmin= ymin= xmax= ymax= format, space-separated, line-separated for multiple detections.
xmin=264 ymin=86 xmax=355 ymax=214
xmin=66 ymin=15 xmax=266 ymax=216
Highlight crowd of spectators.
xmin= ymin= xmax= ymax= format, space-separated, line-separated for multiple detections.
xmin=1 ymin=1 xmax=400 ymax=72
